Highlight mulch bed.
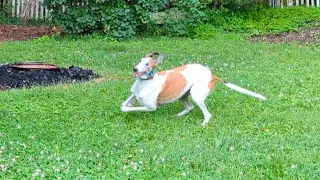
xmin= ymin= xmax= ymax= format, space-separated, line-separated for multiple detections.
xmin=0 ymin=24 xmax=319 ymax=43
xmin=0 ymin=25 xmax=100 ymax=90
xmin=0 ymin=24 xmax=62 ymax=42
xmin=251 ymin=28 xmax=320 ymax=44
xmin=0 ymin=64 xmax=99 ymax=90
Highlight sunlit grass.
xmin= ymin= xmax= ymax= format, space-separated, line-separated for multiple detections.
xmin=0 ymin=33 xmax=319 ymax=179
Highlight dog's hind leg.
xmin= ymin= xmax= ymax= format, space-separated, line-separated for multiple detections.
xmin=194 ymin=99 xmax=212 ymax=127
xmin=177 ymin=96 xmax=194 ymax=117
xmin=189 ymin=83 xmax=212 ymax=126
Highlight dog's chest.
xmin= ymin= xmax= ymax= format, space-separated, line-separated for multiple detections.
xmin=131 ymin=75 xmax=166 ymax=104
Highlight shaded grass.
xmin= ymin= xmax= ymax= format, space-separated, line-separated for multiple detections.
xmin=0 ymin=34 xmax=319 ymax=179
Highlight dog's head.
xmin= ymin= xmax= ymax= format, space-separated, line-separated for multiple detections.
xmin=133 ymin=52 xmax=165 ymax=79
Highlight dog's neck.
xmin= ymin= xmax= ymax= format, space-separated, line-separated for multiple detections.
xmin=138 ymin=69 xmax=156 ymax=80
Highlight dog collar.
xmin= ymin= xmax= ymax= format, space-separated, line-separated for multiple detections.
xmin=140 ymin=69 xmax=156 ymax=80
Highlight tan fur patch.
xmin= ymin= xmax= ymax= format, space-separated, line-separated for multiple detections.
xmin=158 ymin=66 xmax=188 ymax=103
xmin=157 ymin=70 xmax=167 ymax=76
xmin=149 ymin=59 xmax=157 ymax=69
xmin=208 ymin=74 xmax=220 ymax=91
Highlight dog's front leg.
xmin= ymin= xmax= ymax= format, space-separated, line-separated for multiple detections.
xmin=122 ymin=94 xmax=136 ymax=107
xmin=121 ymin=106 xmax=155 ymax=112
xmin=121 ymin=94 xmax=156 ymax=112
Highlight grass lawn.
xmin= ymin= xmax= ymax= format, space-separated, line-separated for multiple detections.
xmin=0 ymin=32 xmax=319 ymax=179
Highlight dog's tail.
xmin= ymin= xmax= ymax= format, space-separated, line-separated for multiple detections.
xmin=220 ymin=79 xmax=266 ymax=101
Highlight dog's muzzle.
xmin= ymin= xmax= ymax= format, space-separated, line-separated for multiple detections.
xmin=133 ymin=67 xmax=138 ymax=72
xmin=133 ymin=68 xmax=146 ymax=78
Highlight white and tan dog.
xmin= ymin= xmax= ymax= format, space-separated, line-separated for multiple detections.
xmin=121 ymin=52 xmax=266 ymax=126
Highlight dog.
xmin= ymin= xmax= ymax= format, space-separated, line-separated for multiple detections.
xmin=121 ymin=52 xmax=266 ymax=126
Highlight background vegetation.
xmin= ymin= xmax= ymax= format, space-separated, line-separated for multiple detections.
xmin=1 ymin=0 xmax=319 ymax=39
xmin=206 ymin=6 xmax=320 ymax=34
xmin=41 ymin=0 xmax=270 ymax=39
xmin=0 ymin=3 xmax=319 ymax=179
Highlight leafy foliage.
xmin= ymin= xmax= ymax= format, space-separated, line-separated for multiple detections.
xmin=16 ymin=0 xmax=318 ymax=39
xmin=44 ymin=0 xmax=211 ymax=39
xmin=0 ymin=3 xmax=14 ymax=23
xmin=101 ymin=6 xmax=137 ymax=40
xmin=43 ymin=0 xmax=270 ymax=39
xmin=206 ymin=6 xmax=320 ymax=35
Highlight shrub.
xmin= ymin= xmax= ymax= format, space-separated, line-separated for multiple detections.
xmin=44 ymin=0 xmax=209 ymax=39
xmin=0 ymin=3 xmax=12 ymax=23
xmin=102 ymin=6 xmax=137 ymax=40
xmin=206 ymin=6 xmax=320 ymax=34
xmin=191 ymin=23 xmax=221 ymax=40
xmin=43 ymin=0 xmax=317 ymax=39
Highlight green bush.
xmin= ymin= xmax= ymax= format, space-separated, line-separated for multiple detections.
xmin=44 ymin=0 xmax=210 ymax=39
xmin=102 ymin=6 xmax=137 ymax=40
xmin=190 ymin=23 xmax=221 ymax=40
xmin=43 ymin=0 xmax=318 ymax=39
xmin=0 ymin=3 xmax=12 ymax=23
xmin=206 ymin=6 xmax=320 ymax=34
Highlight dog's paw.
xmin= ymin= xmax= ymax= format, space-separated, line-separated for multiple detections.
xmin=201 ymin=122 xmax=207 ymax=127
xmin=122 ymin=102 xmax=135 ymax=107
xmin=121 ymin=106 xmax=128 ymax=112
xmin=127 ymin=102 xmax=135 ymax=107
xmin=201 ymin=120 xmax=210 ymax=127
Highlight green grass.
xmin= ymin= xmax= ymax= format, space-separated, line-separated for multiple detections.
xmin=0 ymin=32 xmax=319 ymax=179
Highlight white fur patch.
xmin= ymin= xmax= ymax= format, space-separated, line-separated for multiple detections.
xmin=224 ymin=83 xmax=266 ymax=100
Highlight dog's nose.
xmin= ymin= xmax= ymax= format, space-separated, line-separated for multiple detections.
xmin=133 ymin=67 xmax=138 ymax=72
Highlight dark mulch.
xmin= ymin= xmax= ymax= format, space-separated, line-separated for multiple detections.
xmin=0 ymin=24 xmax=62 ymax=42
xmin=0 ymin=25 xmax=99 ymax=90
xmin=1 ymin=24 xmax=318 ymax=44
xmin=251 ymin=27 xmax=320 ymax=44
xmin=0 ymin=64 xmax=100 ymax=90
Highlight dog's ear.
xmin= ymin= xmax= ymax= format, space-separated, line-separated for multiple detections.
xmin=156 ymin=54 xmax=165 ymax=65
xmin=145 ymin=52 xmax=159 ymax=58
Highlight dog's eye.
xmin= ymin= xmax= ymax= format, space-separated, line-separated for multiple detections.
xmin=145 ymin=63 xmax=149 ymax=66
